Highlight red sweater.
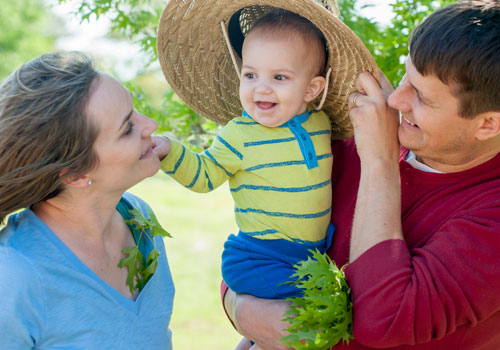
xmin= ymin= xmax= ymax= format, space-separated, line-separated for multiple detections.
xmin=220 ymin=138 xmax=500 ymax=349
xmin=331 ymin=139 xmax=500 ymax=349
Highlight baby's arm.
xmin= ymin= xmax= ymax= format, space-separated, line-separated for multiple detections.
xmin=159 ymin=122 xmax=244 ymax=193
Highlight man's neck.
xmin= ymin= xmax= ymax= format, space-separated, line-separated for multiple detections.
xmin=418 ymin=148 xmax=500 ymax=173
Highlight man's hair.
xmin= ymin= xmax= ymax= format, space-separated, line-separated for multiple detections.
xmin=410 ymin=0 xmax=500 ymax=118
xmin=247 ymin=9 xmax=327 ymax=76
xmin=0 ymin=51 xmax=99 ymax=223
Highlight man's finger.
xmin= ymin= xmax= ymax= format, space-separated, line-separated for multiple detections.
xmin=348 ymin=92 xmax=366 ymax=109
xmin=355 ymin=71 xmax=384 ymax=99
xmin=378 ymin=69 xmax=394 ymax=97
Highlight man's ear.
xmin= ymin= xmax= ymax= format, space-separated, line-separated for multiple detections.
xmin=475 ymin=111 xmax=500 ymax=141
xmin=304 ymin=76 xmax=326 ymax=103
xmin=59 ymin=169 xmax=91 ymax=188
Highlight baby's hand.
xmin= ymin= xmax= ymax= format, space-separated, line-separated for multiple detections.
xmin=151 ymin=135 xmax=171 ymax=161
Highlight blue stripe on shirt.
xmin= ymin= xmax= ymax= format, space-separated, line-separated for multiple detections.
xmin=217 ymin=135 xmax=243 ymax=159
xmin=244 ymin=137 xmax=296 ymax=147
xmin=243 ymin=129 xmax=331 ymax=148
xmin=235 ymin=207 xmax=331 ymax=219
xmin=234 ymin=120 xmax=259 ymax=125
xmin=245 ymin=153 xmax=332 ymax=172
xmin=240 ymin=229 xmax=278 ymax=237
xmin=205 ymin=173 xmax=213 ymax=191
xmin=309 ymin=130 xmax=331 ymax=137
xmin=187 ymin=154 xmax=201 ymax=188
xmin=164 ymin=145 xmax=186 ymax=175
xmin=230 ymin=179 xmax=330 ymax=193
xmin=205 ymin=150 xmax=234 ymax=177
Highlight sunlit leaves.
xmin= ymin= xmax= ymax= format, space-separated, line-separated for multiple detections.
xmin=281 ymin=249 xmax=352 ymax=350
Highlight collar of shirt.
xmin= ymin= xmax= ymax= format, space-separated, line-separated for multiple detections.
xmin=405 ymin=151 xmax=444 ymax=173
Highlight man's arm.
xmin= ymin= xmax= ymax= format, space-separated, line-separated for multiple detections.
xmin=348 ymin=72 xmax=403 ymax=262
xmin=222 ymin=285 xmax=293 ymax=350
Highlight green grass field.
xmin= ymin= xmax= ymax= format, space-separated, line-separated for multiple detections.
xmin=130 ymin=172 xmax=242 ymax=349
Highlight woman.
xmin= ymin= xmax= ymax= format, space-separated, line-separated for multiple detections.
xmin=0 ymin=51 xmax=174 ymax=349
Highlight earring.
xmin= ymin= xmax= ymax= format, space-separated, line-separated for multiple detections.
xmin=87 ymin=180 xmax=93 ymax=185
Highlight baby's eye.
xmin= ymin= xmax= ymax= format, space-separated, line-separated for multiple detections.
xmin=244 ymin=72 xmax=255 ymax=79
xmin=274 ymin=74 xmax=287 ymax=81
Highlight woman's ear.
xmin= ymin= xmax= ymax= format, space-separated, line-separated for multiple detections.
xmin=305 ymin=76 xmax=326 ymax=103
xmin=59 ymin=169 xmax=92 ymax=188
xmin=475 ymin=111 xmax=500 ymax=141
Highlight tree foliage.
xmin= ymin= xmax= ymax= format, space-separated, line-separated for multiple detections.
xmin=0 ymin=0 xmax=58 ymax=79
xmin=59 ymin=0 xmax=456 ymax=148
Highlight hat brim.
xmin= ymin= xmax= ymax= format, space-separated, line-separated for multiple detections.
xmin=157 ymin=0 xmax=378 ymax=139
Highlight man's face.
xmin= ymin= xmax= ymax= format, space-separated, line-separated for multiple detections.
xmin=388 ymin=57 xmax=481 ymax=171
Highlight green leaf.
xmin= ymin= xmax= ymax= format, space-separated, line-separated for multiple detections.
xmin=281 ymin=249 xmax=353 ymax=350
xmin=118 ymin=206 xmax=172 ymax=296
xmin=119 ymin=246 xmax=143 ymax=294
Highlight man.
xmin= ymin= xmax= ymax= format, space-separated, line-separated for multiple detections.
xmin=223 ymin=1 xmax=500 ymax=349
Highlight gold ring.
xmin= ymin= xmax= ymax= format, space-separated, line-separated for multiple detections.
xmin=352 ymin=93 xmax=361 ymax=107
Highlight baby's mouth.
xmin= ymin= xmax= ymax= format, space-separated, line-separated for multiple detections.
xmin=256 ymin=101 xmax=276 ymax=110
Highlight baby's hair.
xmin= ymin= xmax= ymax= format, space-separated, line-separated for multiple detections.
xmin=247 ymin=9 xmax=327 ymax=76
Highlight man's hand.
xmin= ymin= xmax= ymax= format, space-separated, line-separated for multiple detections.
xmin=151 ymin=135 xmax=171 ymax=161
xmin=228 ymin=290 xmax=293 ymax=350
xmin=348 ymin=71 xmax=400 ymax=165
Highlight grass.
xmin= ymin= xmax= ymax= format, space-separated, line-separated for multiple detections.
xmin=129 ymin=172 xmax=242 ymax=349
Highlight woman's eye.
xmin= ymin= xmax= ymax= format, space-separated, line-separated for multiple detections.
xmin=274 ymin=74 xmax=287 ymax=81
xmin=124 ymin=121 xmax=134 ymax=135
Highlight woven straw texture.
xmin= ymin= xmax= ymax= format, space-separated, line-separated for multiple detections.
xmin=157 ymin=0 xmax=378 ymax=139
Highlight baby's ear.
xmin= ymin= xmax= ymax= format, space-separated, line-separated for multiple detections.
xmin=305 ymin=76 xmax=326 ymax=102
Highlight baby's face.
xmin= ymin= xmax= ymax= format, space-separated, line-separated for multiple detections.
xmin=239 ymin=30 xmax=320 ymax=127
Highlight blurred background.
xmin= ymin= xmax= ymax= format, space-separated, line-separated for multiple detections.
xmin=0 ymin=0 xmax=455 ymax=348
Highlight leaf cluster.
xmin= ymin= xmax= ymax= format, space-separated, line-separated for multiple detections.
xmin=0 ymin=0 xmax=58 ymax=79
xmin=60 ymin=0 xmax=162 ymax=62
xmin=118 ymin=207 xmax=172 ymax=295
xmin=338 ymin=0 xmax=456 ymax=87
xmin=281 ymin=249 xmax=352 ymax=350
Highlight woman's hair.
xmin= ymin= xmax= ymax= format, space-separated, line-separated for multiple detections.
xmin=0 ymin=51 xmax=100 ymax=223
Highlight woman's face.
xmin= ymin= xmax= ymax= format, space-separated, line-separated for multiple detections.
xmin=85 ymin=73 xmax=159 ymax=193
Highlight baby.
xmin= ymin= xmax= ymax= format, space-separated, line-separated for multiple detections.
xmin=159 ymin=10 xmax=333 ymax=299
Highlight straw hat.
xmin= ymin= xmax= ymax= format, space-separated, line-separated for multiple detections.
xmin=157 ymin=0 xmax=378 ymax=139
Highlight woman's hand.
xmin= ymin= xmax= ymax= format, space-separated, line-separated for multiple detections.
xmin=151 ymin=135 xmax=171 ymax=161
xmin=229 ymin=291 xmax=293 ymax=350
xmin=348 ymin=71 xmax=400 ymax=165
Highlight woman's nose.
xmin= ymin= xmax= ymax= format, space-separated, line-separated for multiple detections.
xmin=140 ymin=114 xmax=158 ymax=137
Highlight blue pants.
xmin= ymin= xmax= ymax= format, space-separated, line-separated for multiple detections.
xmin=222 ymin=224 xmax=335 ymax=299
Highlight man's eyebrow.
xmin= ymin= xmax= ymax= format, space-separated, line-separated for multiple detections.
xmin=409 ymin=81 xmax=433 ymax=104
